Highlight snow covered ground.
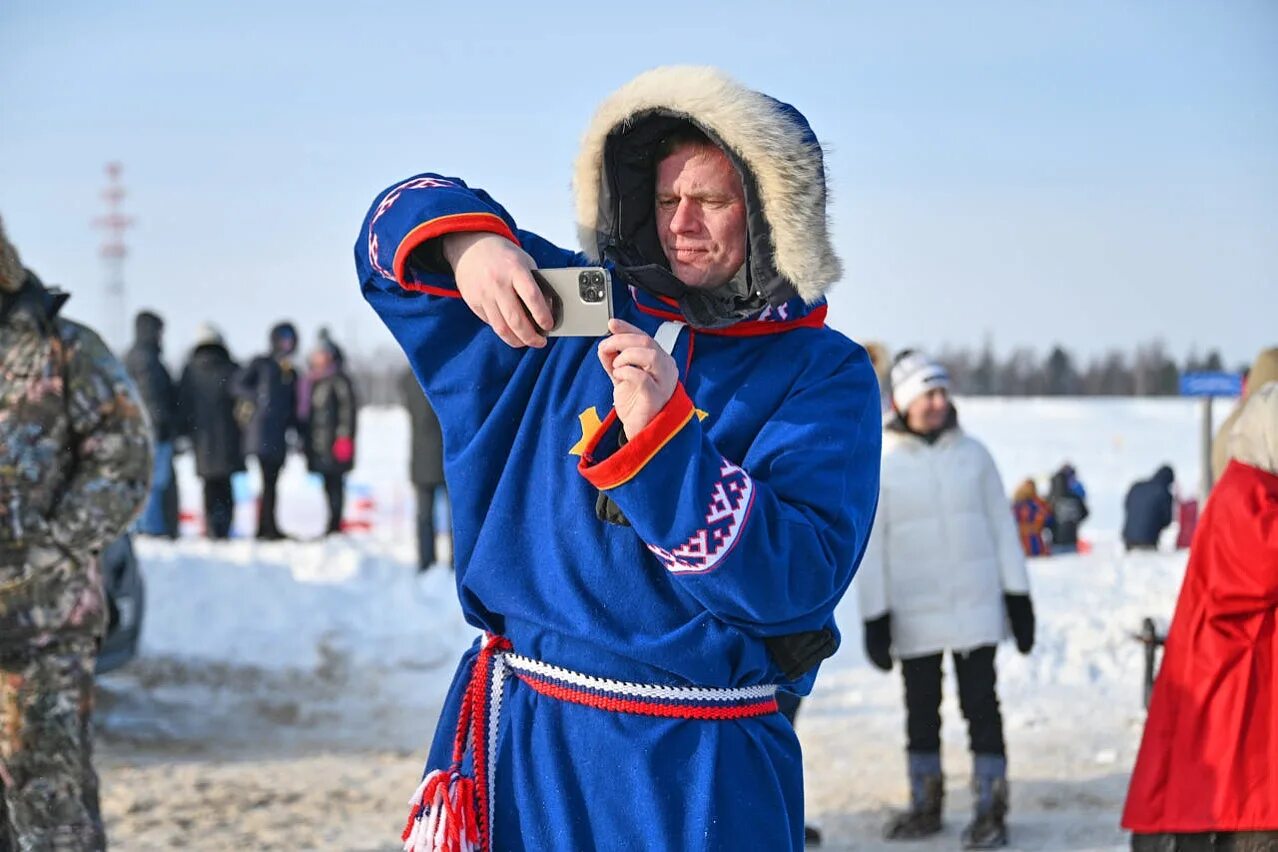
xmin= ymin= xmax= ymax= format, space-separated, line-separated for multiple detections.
xmin=94 ymin=398 xmax=1209 ymax=850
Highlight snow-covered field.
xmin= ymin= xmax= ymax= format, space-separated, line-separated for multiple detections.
xmin=95 ymin=398 xmax=1210 ymax=850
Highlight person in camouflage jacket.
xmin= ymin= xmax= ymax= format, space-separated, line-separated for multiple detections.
xmin=0 ymin=216 xmax=152 ymax=850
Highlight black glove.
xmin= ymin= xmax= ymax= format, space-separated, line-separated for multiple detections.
xmin=594 ymin=431 xmax=630 ymax=526
xmin=1004 ymin=593 xmax=1035 ymax=654
xmin=765 ymin=629 xmax=838 ymax=681
xmin=863 ymin=613 xmax=893 ymax=672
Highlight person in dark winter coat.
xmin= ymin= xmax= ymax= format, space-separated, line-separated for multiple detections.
xmin=1046 ymin=464 xmax=1089 ymax=553
xmin=296 ymin=326 xmax=347 ymax=424
xmin=124 ymin=310 xmax=179 ymax=537
xmin=233 ymin=322 xmax=301 ymax=540
xmin=856 ymin=350 xmax=1034 ymax=850
xmin=1122 ymin=466 xmax=1175 ymax=552
xmin=399 ymin=367 xmax=450 ymax=570
xmin=304 ymin=342 xmax=357 ymax=536
xmin=176 ymin=324 xmax=245 ymax=539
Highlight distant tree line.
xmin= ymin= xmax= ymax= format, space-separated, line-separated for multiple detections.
xmin=933 ymin=339 xmax=1237 ymax=397
xmin=345 ymin=340 xmax=1241 ymax=406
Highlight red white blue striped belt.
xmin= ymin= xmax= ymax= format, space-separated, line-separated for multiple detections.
xmin=401 ymin=634 xmax=779 ymax=852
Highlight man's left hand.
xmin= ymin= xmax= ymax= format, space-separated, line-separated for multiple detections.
xmin=597 ymin=319 xmax=678 ymax=440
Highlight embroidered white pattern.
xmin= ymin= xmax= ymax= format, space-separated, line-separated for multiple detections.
xmin=366 ymin=176 xmax=458 ymax=281
xmin=648 ymin=458 xmax=755 ymax=575
xmin=756 ymin=303 xmax=791 ymax=322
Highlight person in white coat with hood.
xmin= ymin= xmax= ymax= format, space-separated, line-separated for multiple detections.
xmin=856 ymin=350 xmax=1035 ymax=849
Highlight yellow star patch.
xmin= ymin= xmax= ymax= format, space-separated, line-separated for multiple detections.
xmin=568 ymin=404 xmax=710 ymax=457
xmin=568 ymin=407 xmax=604 ymax=457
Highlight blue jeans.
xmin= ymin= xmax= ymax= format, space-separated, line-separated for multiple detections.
xmin=136 ymin=440 xmax=174 ymax=536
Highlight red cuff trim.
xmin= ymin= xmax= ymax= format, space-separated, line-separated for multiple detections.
xmin=392 ymin=211 xmax=519 ymax=293
xmin=578 ymin=384 xmax=696 ymax=491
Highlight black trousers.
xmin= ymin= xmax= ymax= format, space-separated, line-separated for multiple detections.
xmin=323 ymin=473 xmax=345 ymax=535
xmin=202 ymin=476 xmax=234 ymax=539
xmin=415 ymin=483 xmax=451 ymax=571
xmin=257 ymin=458 xmax=284 ymax=537
xmin=901 ymin=644 xmax=1005 ymax=756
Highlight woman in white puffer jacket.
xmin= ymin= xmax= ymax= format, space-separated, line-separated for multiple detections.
xmin=855 ymin=351 xmax=1034 ymax=850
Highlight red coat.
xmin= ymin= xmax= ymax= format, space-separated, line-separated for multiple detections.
xmin=1123 ymin=461 xmax=1278 ymax=833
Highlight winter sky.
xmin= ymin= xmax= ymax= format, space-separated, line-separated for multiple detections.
xmin=1 ymin=1 xmax=1275 ymax=367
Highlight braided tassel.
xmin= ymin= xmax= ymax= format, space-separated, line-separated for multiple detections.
xmin=401 ymin=770 xmax=480 ymax=852
xmin=401 ymin=635 xmax=510 ymax=852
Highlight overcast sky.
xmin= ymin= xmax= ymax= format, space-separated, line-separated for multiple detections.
xmin=2 ymin=1 xmax=1275 ymax=368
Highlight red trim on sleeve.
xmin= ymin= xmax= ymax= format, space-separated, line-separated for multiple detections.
xmin=392 ymin=211 xmax=519 ymax=292
xmin=578 ymin=384 xmax=696 ymax=491
xmin=400 ymin=277 xmax=465 ymax=298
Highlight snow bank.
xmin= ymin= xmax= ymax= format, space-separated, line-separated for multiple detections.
xmin=134 ymin=536 xmax=472 ymax=674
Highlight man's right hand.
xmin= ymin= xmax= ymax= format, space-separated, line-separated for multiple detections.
xmin=442 ymin=232 xmax=555 ymax=349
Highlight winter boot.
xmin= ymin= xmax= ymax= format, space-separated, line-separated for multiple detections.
xmin=883 ymin=752 xmax=944 ymax=840
xmin=961 ymin=754 xmax=1009 ymax=849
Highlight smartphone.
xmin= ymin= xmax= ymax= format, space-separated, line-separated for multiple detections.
xmin=529 ymin=267 xmax=613 ymax=337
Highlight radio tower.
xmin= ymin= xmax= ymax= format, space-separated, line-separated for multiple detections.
xmin=94 ymin=162 xmax=134 ymax=349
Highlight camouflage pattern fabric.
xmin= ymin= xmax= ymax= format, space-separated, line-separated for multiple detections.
xmin=0 ymin=285 xmax=153 ymax=644
xmin=0 ymin=638 xmax=103 ymax=851
xmin=0 ymin=259 xmax=151 ymax=851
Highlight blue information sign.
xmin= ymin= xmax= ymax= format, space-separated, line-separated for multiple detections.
xmin=1180 ymin=372 xmax=1243 ymax=397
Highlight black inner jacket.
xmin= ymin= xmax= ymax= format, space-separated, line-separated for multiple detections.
xmin=0 ymin=270 xmax=68 ymax=330
xmin=601 ymin=111 xmax=798 ymax=328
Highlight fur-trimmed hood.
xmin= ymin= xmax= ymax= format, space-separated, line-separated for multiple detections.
xmin=574 ymin=66 xmax=841 ymax=319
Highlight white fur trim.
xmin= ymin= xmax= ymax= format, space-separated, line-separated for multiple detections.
xmin=1230 ymin=382 xmax=1278 ymax=475
xmin=573 ymin=66 xmax=841 ymax=302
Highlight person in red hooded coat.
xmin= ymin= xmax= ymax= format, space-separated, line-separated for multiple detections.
xmin=1123 ymin=382 xmax=1278 ymax=851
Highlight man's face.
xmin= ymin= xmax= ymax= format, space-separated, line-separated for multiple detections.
xmin=655 ymin=144 xmax=748 ymax=290
xmin=906 ymin=387 xmax=951 ymax=434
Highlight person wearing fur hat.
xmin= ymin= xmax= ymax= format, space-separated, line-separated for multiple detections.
xmin=357 ymin=67 xmax=881 ymax=851
xmin=1211 ymin=347 xmax=1278 ymax=488
xmin=1123 ymin=382 xmax=1278 ymax=849
xmin=855 ymin=350 xmax=1033 ymax=849
xmin=177 ymin=324 xmax=245 ymax=539
xmin=0 ymin=217 xmax=152 ymax=849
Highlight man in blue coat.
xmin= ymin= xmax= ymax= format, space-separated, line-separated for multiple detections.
xmin=358 ymin=66 xmax=881 ymax=852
